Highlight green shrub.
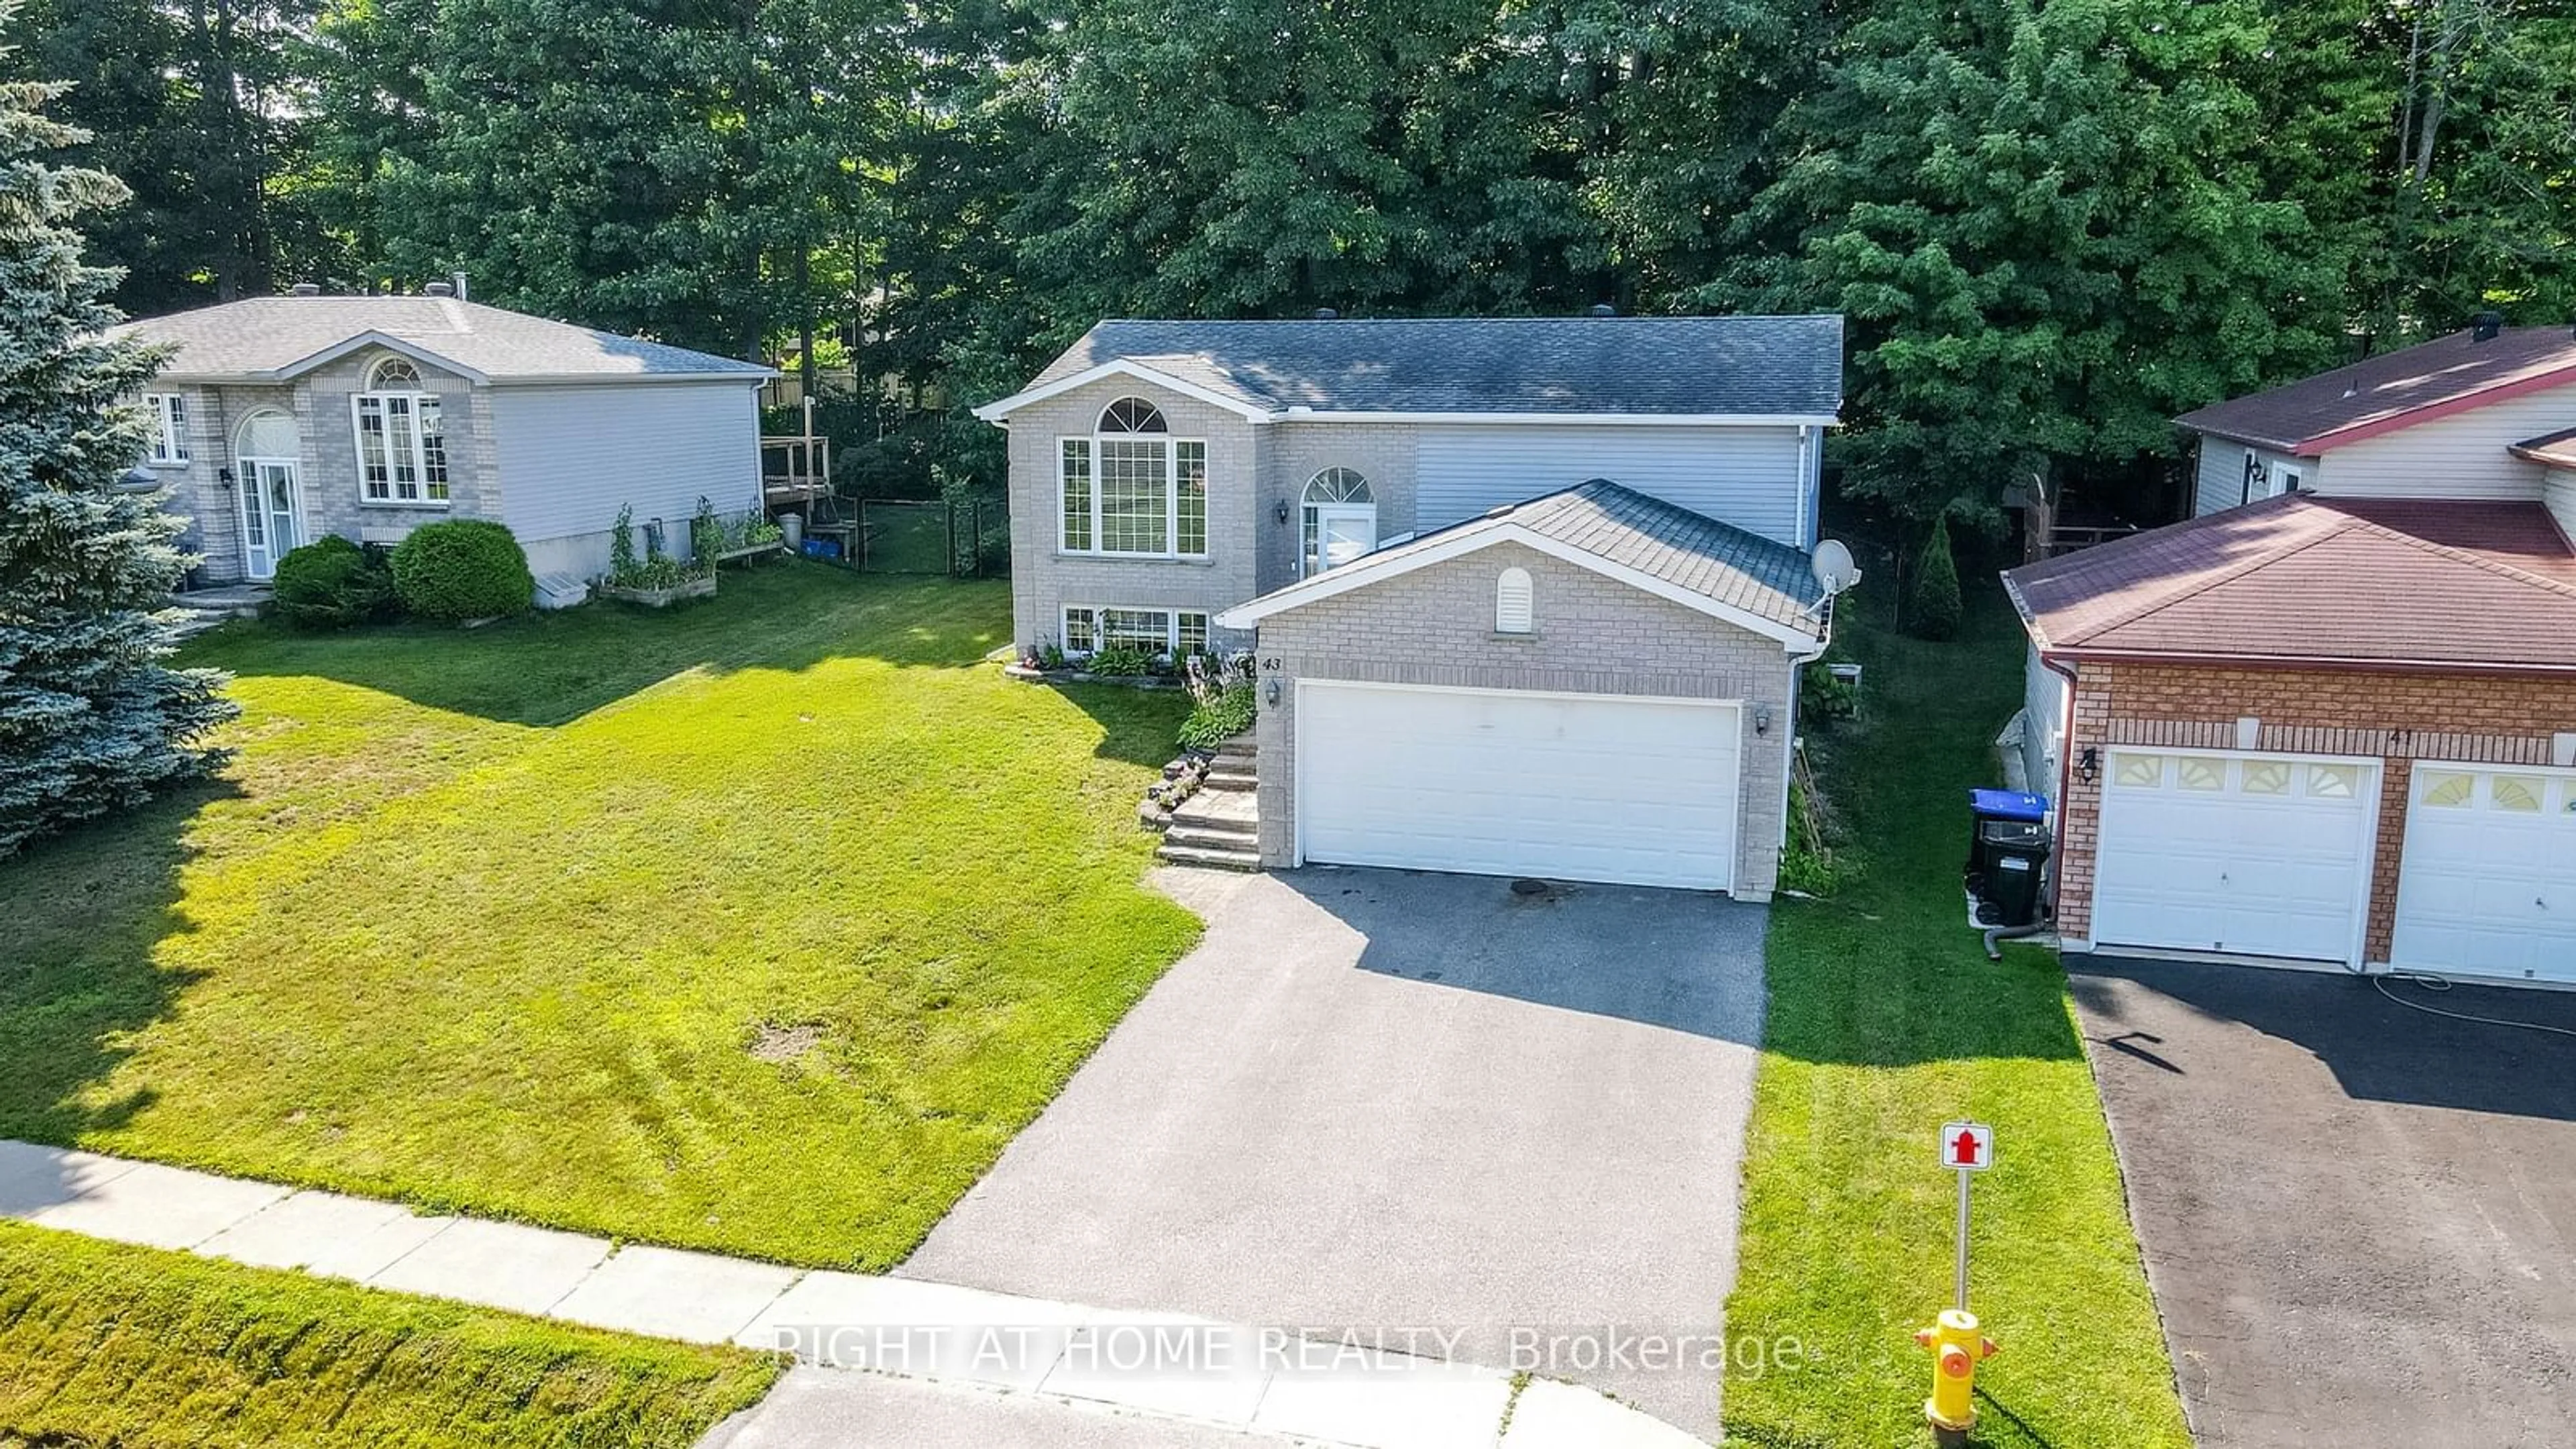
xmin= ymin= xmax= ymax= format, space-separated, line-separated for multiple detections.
xmin=1178 ymin=681 xmax=1258 ymax=751
xmin=270 ymin=535 xmax=397 ymax=629
xmin=1083 ymin=643 xmax=1157 ymax=677
xmin=389 ymin=519 xmax=535 ymax=621
xmin=1909 ymin=514 xmax=1963 ymax=641
xmin=1800 ymin=660 xmax=1858 ymax=723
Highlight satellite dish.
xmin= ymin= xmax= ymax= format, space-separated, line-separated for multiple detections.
xmin=1811 ymin=538 xmax=1862 ymax=597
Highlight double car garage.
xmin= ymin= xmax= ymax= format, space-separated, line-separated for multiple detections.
xmin=2092 ymin=747 xmax=2576 ymax=984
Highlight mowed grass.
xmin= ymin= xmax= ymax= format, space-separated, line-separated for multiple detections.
xmin=0 ymin=1221 xmax=779 ymax=1448
xmin=1720 ymin=576 xmax=2188 ymax=1448
xmin=0 ymin=564 xmax=1199 ymax=1269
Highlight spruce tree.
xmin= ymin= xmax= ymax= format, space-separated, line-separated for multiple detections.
xmin=0 ymin=1 xmax=235 ymax=856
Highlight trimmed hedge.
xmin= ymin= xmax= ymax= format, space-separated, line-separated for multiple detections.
xmin=270 ymin=535 xmax=397 ymax=629
xmin=389 ymin=519 xmax=535 ymax=621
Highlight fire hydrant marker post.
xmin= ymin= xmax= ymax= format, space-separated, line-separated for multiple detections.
xmin=1917 ymin=1120 xmax=1999 ymax=1446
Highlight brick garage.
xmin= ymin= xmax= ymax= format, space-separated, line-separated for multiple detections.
xmin=2048 ymin=661 xmax=2576 ymax=963
xmin=1221 ymin=483 xmax=1828 ymax=900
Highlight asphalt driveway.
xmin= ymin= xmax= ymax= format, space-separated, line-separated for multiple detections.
xmin=900 ymin=866 xmax=1766 ymax=1434
xmin=2069 ymin=957 xmax=2576 ymax=1448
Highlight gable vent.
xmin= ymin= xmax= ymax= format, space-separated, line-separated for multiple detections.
xmin=1496 ymin=567 xmax=1535 ymax=634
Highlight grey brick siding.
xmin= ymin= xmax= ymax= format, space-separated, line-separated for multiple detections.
xmin=1259 ymin=423 xmax=1418 ymax=593
xmin=1004 ymin=378 xmax=1261 ymax=654
xmin=1250 ymin=541 xmax=1799 ymax=900
xmin=149 ymin=350 xmax=494 ymax=583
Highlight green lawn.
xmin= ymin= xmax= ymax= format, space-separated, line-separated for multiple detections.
xmin=0 ymin=1221 xmax=779 ymax=1448
xmin=1720 ymin=578 xmax=2188 ymax=1448
xmin=0 ymin=563 xmax=1199 ymax=1269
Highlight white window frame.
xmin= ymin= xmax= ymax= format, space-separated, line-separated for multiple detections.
xmin=352 ymin=358 xmax=451 ymax=507
xmin=144 ymin=392 xmax=189 ymax=465
xmin=1056 ymin=398 xmax=1208 ymax=559
xmin=1059 ymin=604 xmax=1213 ymax=659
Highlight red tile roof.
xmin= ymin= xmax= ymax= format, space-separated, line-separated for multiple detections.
xmin=2175 ymin=326 xmax=2576 ymax=454
xmin=2003 ymin=494 xmax=2576 ymax=672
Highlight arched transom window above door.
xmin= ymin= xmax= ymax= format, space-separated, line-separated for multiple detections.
xmin=1059 ymin=396 xmax=1205 ymax=555
xmin=1301 ymin=468 xmax=1376 ymax=576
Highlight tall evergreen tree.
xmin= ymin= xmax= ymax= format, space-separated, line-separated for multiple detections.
xmin=1716 ymin=0 xmax=2337 ymax=522
xmin=0 ymin=0 xmax=235 ymax=856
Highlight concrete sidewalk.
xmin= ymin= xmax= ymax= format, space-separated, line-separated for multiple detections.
xmin=0 ymin=1140 xmax=1705 ymax=1448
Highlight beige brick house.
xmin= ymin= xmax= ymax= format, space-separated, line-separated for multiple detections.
xmin=977 ymin=315 xmax=1849 ymax=898
xmin=2008 ymin=321 xmax=2576 ymax=987
xmin=121 ymin=290 xmax=773 ymax=591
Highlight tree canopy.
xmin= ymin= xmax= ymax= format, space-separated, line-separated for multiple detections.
xmin=11 ymin=0 xmax=2576 ymax=521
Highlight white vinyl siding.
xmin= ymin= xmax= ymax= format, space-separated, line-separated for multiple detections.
xmin=1414 ymin=424 xmax=1805 ymax=545
xmin=2310 ymin=378 xmax=2576 ymax=500
xmin=2190 ymin=435 xmax=2312 ymax=516
xmin=2546 ymin=468 xmax=2576 ymax=541
xmin=2020 ymin=644 xmax=2068 ymax=796
xmin=488 ymin=382 xmax=763 ymax=543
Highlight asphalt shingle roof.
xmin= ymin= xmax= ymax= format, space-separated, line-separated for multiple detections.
xmin=2004 ymin=493 xmax=2576 ymax=671
xmin=1023 ymin=316 xmax=1845 ymax=417
xmin=115 ymin=297 xmax=775 ymax=384
xmin=2174 ymin=325 xmax=2576 ymax=453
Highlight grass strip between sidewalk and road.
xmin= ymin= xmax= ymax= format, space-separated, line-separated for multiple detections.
xmin=1719 ymin=577 xmax=2189 ymax=1449
xmin=0 ymin=1220 xmax=780 ymax=1449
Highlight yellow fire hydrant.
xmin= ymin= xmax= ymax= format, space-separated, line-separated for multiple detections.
xmin=1913 ymin=1308 xmax=1998 ymax=1444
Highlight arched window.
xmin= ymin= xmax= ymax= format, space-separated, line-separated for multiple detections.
xmin=1060 ymin=397 xmax=1201 ymax=555
xmin=1300 ymin=468 xmax=1377 ymax=576
xmin=1495 ymin=566 xmax=1534 ymax=633
xmin=1097 ymin=396 xmax=1168 ymax=433
xmin=354 ymin=355 xmax=449 ymax=505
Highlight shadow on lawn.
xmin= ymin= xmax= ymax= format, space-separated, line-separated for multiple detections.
xmin=1055 ymin=682 xmax=1197 ymax=769
xmin=201 ymin=565 xmax=1012 ymax=727
xmin=0 ymin=782 xmax=225 ymax=1167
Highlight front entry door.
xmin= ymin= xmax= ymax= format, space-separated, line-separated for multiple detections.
xmin=240 ymin=459 xmax=303 ymax=580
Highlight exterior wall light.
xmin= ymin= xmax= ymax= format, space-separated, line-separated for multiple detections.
xmin=216 ymin=466 xmax=235 ymax=490
xmin=2076 ymin=747 xmax=2099 ymax=784
xmin=1754 ymin=703 xmax=1772 ymax=736
xmin=1274 ymin=499 xmax=1291 ymax=526
xmin=1265 ymin=678 xmax=1281 ymax=706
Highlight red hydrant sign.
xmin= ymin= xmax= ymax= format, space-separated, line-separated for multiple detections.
xmin=1939 ymin=1120 xmax=1993 ymax=1171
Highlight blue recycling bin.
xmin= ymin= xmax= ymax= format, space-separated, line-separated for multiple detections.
xmin=1966 ymin=789 xmax=2051 ymax=927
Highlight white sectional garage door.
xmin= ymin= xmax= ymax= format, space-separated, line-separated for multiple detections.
xmin=2391 ymin=766 xmax=2576 ymax=984
xmin=2092 ymin=750 xmax=2377 ymax=964
xmin=1295 ymin=682 xmax=1740 ymax=891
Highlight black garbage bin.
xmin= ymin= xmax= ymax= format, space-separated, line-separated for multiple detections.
xmin=1966 ymin=789 xmax=2051 ymax=928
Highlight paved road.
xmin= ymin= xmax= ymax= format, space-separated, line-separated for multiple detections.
xmin=2069 ymin=957 xmax=2576 ymax=1449
xmin=901 ymin=866 xmax=1767 ymax=1434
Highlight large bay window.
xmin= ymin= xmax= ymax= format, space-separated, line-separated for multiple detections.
xmin=144 ymin=393 xmax=189 ymax=464
xmin=353 ymin=356 xmax=451 ymax=504
xmin=1061 ymin=606 xmax=1212 ymax=658
xmin=1058 ymin=398 xmax=1207 ymax=557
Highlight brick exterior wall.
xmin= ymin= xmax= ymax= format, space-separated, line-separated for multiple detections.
xmin=1251 ymin=541 xmax=1800 ymax=900
xmin=1260 ymin=422 xmax=1419 ymax=588
xmin=1004 ymin=377 xmax=1263 ymax=653
xmin=2051 ymin=659 xmax=2576 ymax=961
xmin=152 ymin=350 xmax=494 ymax=584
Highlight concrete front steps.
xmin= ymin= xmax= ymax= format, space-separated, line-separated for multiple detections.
xmin=166 ymin=584 xmax=268 ymax=641
xmin=1155 ymin=737 xmax=1260 ymax=871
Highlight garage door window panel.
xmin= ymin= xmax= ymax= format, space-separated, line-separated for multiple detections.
xmin=2114 ymin=753 xmax=2164 ymax=788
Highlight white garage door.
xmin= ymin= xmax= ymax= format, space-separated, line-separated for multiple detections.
xmin=2093 ymin=750 xmax=2377 ymax=964
xmin=1296 ymin=682 xmax=1740 ymax=891
xmin=2391 ymin=766 xmax=2576 ymax=984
